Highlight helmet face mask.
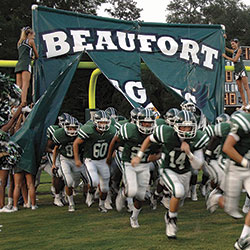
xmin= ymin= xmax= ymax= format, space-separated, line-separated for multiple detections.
xmin=58 ymin=113 xmax=70 ymax=128
xmin=105 ymin=107 xmax=118 ymax=122
xmin=136 ymin=109 xmax=155 ymax=134
xmin=174 ymin=110 xmax=197 ymax=139
xmin=180 ymin=100 xmax=196 ymax=113
xmin=63 ymin=116 xmax=80 ymax=137
xmin=94 ymin=110 xmax=111 ymax=132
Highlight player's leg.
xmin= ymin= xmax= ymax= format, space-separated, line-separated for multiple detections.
xmin=242 ymin=194 xmax=250 ymax=214
xmin=84 ymin=158 xmax=99 ymax=207
xmin=130 ymin=163 xmax=150 ymax=228
xmin=116 ymin=162 xmax=137 ymax=212
xmin=96 ymin=159 xmax=110 ymax=213
xmin=234 ymin=173 xmax=250 ymax=249
xmin=0 ymin=170 xmax=9 ymax=209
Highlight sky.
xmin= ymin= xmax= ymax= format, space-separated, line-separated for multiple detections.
xmin=97 ymin=0 xmax=250 ymax=23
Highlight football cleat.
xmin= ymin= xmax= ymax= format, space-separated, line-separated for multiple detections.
xmin=206 ymin=188 xmax=221 ymax=213
xmin=0 ymin=206 xmax=15 ymax=213
xmin=191 ymin=188 xmax=198 ymax=201
xmin=104 ymin=200 xmax=113 ymax=210
xmin=53 ymin=197 xmax=64 ymax=207
xmin=116 ymin=188 xmax=126 ymax=212
xmin=242 ymin=205 xmax=250 ymax=214
xmin=234 ymin=235 xmax=250 ymax=250
xmin=86 ymin=192 xmax=94 ymax=207
xmin=165 ymin=212 xmax=177 ymax=239
xmin=225 ymin=210 xmax=243 ymax=219
xmin=31 ymin=205 xmax=38 ymax=210
xmin=68 ymin=205 xmax=75 ymax=212
xmin=99 ymin=205 xmax=108 ymax=213
xmin=199 ymin=184 xmax=207 ymax=197
xmin=130 ymin=216 xmax=140 ymax=228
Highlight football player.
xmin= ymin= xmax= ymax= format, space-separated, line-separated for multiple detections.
xmin=52 ymin=116 xmax=85 ymax=212
xmin=131 ymin=110 xmax=209 ymax=238
xmin=73 ymin=110 xmax=116 ymax=212
xmin=106 ymin=108 xmax=159 ymax=228
xmin=221 ymin=111 xmax=250 ymax=249
xmin=181 ymin=100 xmax=208 ymax=201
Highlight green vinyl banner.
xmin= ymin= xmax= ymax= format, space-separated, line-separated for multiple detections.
xmin=12 ymin=5 xmax=224 ymax=173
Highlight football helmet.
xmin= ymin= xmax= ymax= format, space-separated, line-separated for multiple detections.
xmin=215 ymin=113 xmax=230 ymax=124
xmin=105 ymin=107 xmax=118 ymax=121
xmin=58 ymin=113 xmax=71 ymax=128
xmin=94 ymin=110 xmax=111 ymax=132
xmin=163 ymin=108 xmax=179 ymax=127
xmin=136 ymin=109 xmax=156 ymax=134
xmin=174 ymin=110 xmax=197 ymax=139
xmin=180 ymin=100 xmax=196 ymax=113
xmin=63 ymin=116 xmax=80 ymax=137
xmin=130 ymin=107 xmax=141 ymax=124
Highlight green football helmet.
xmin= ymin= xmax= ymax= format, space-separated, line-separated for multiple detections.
xmin=130 ymin=107 xmax=141 ymax=124
xmin=180 ymin=100 xmax=196 ymax=113
xmin=105 ymin=107 xmax=118 ymax=121
xmin=136 ymin=109 xmax=155 ymax=134
xmin=63 ymin=116 xmax=80 ymax=137
xmin=174 ymin=110 xmax=197 ymax=139
xmin=215 ymin=113 xmax=230 ymax=124
xmin=163 ymin=108 xmax=179 ymax=127
xmin=94 ymin=110 xmax=111 ymax=132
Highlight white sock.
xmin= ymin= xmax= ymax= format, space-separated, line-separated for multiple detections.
xmin=191 ymin=185 xmax=196 ymax=193
xmin=67 ymin=195 xmax=74 ymax=206
xmin=240 ymin=224 xmax=250 ymax=239
xmin=99 ymin=199 xmax=105 ymax=206
xmin=169 ymin=211 xmax=178 ymax=218
xmin=127 ymin=197 xmax=133 ymax=205
xmin=132 ymin=207 xmax=141 ymax=219
xmin=8 ymin=197 xmax=13 ymax=205
xmin=55 ymin=194 xmax=60 ymax=199
xmin=244 ymin=196 xmax=250 ymax=207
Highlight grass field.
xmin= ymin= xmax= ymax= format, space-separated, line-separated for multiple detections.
xmin=1 ymin=172 xmax=246 ymax=250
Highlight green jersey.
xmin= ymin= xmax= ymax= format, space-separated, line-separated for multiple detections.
xmin=118 ymin=123 xmax=159 ymax=163
xmin=47 ymin=125 xmax=60 ymax=140
xmin=78 ymin=122 xmax=116 ymax=160
xmin=52 ymin=128 xmax=76 ymax=159
xmin=114 ymin=119 xmax=129 ymax=132
xmin=156 ymin=118 xmax=166 ymax=126
xmin=205 ymin=124 xmax=215 ymax=138
xmin=230 ymin=112 xmax=250 ymax=166
xmin=152 ymin=125 xmax=209 ymax=174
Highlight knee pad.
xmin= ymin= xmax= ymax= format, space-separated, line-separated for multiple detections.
xmin=173 ymin=183 xmax=185 ymax=199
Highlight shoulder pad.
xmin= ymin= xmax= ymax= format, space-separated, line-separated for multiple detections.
xmin=119 ymin=123 xmax=137 ymax=140
xmin=78 ymin=123 xmax=95 ymax=140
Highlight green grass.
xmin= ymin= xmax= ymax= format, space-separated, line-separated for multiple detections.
xmin=1 ymin=173 xmax=246 ymax=250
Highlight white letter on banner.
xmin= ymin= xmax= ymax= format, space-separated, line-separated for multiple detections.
xmin=95 ymin=31 xmax=118 ymax=50
xmin=42 ymin=31 xmax=70 ymax=58
xmin=124 ymin=81 xmax=147 ymax=104
xmin=180 ymin=39 xmax=200 ymax=64
xmin=70 ymin=30 xmax=93 ymax=52
xmin=137 ymin=35 xmax=156 ymax=52
xmin=201 ymin=45 xmax=218 ymax=70
xmin=157 ymin=36 xmax=178 ymax=56
xmin=116 ymin=31 xmax=135 ymax=51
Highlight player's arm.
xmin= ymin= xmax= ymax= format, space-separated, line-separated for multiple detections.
xmin=181 ymin=141 xmax=204 ymax=170
xmin=223 ymin=48 xmax=242 ymax=62
xmin=204 ymin=136 xmax=220 ymax=163
xmin=106 ymin=135 xmax=121 ymax=166
xmin=222 ymin=134 xmax=249 ymax=168
xmin=131 ymin=135 xmax=152 ymax=167
xmin=52 ymin=145 xmax=59 ymax=171
xmin=73 ymin=137 xmax=84 ymax=167
xmin=45 ymin=139 xmax=54 ymax=153
xmin=29 ymin=39 xmax=39 ymax=59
